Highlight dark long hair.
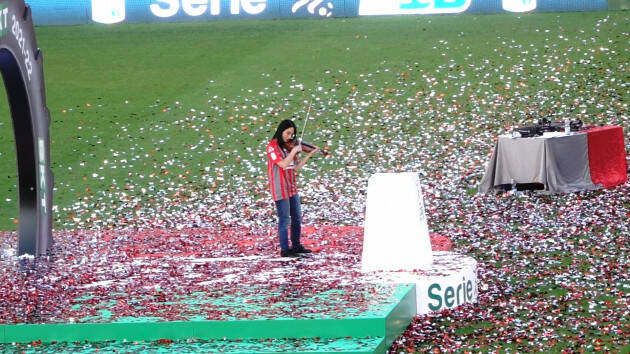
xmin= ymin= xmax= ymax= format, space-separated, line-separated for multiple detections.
xmin=272 ymin=119 xmax=296 ymax=150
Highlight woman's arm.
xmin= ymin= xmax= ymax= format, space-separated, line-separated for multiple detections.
xmin=276 ymin=145 xmax=302 ymax=169
xmin=295 ymin=146 xmax=320 ymax=171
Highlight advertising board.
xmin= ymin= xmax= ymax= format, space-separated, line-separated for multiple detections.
xmin=25 ymin=0 xmax=608 ymax=26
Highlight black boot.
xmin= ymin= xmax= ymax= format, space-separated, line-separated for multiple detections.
xmin=280 ymin=249 xmax=298 ymax=257
xmin=292 ymin=246 xmax=312 ymax=254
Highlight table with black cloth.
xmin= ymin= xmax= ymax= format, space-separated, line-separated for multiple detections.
xmin=478 ymin=126 xmax=628 ymax=194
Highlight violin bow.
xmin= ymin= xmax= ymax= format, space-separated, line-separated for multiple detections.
xmin=299 ymin=98 xmax=313 ymax=146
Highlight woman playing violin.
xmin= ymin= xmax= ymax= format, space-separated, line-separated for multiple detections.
xmin=266 ymin=119 xmax=320 ymax=257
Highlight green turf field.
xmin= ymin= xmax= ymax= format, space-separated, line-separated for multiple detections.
xmin=1 ymin=10 xmax=627 ymax=230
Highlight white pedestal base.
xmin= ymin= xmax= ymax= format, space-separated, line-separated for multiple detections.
xmin=364 ymin=251 xmax=478 ymax=315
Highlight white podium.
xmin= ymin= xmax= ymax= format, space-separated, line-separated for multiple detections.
xmin=361 ymin=172 xmax=433 ymax=271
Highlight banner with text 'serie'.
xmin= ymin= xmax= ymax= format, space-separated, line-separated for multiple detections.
xmin=25 ymin=0 xmax=609 ymax=26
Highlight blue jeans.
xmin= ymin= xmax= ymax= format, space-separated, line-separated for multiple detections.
xmin=275 ymin=195 xmax=302 ymax=252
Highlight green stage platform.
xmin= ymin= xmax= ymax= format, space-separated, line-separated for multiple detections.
xmin=1 ymin=283 xmax=416 ymax=353
xmin=7 ymin=336 xmax=389 ymax=353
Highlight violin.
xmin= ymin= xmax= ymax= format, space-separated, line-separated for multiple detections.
xmin=285 ymin=138 xmax=329 ymax=156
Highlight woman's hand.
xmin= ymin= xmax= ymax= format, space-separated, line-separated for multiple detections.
xmin=291 ymin=144 xmax=303 ymax=154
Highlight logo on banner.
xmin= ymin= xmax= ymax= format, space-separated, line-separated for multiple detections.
xmin=38 ymin=138 xmax=47 ymax=215
xmin=292 ymin=0 xmax=334 ymax=17
xmin=0 ymin=3 xmax=8 ymax=37
xmin=92 ymin=0 xmax=126 ymax=24
xmin=359 ymin=0 xmax=472 ymax=16
xmin=502 ymin=0 xmax=536 ymax=12
xmin=150 ymin=0 xmax=268 ymax=18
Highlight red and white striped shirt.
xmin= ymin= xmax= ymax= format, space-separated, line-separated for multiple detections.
xmin=266 ymin=139 xmax=298 ymax=201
